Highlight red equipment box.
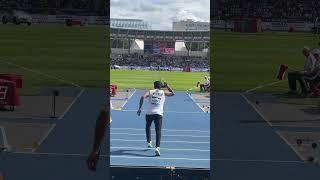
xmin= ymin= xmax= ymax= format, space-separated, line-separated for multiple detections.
xmin=0 ymin=79 xmax=21 ymax=110
xmin=0 ymin=74 xmax=23 ymax=88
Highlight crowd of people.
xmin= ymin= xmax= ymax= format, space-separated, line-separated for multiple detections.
xmin=213 ymin=0 xmax=320 ymax=22
xmin=110 ymin=53 xmax=209 ymax=69
xmin=0 ymin=0 xmax=107 ymax=15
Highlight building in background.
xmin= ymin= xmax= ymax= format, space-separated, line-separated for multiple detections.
xmin=172 ymin=19 xmax=210 ymax=31
xmin=111 ymin=18 xmax=151 ymax=30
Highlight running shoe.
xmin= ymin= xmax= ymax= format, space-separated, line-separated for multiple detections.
xmin=147 ymin=141 xmax=152 ymax=148
xmin=155 ymin=147 xmax=160 ymax=156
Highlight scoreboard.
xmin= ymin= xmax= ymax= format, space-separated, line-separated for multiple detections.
xmin=144 ymin=41 xmax=175 ymax=55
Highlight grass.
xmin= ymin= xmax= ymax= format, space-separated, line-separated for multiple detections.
xmin=0 ymin=24 xmax=108 ymax=95
xmin=212 ymin=31 xmax=318 ymax=93
xmin=111 ymin=69 xmax=209 ymax=91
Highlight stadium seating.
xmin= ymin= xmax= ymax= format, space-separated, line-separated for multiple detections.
xmin=212 ymin=0 xmax=320 ymax=22
xmin=110 ymin=53 xmax=209 ymax=69
xmin=0 ymin=0 xmax=107 ymax=15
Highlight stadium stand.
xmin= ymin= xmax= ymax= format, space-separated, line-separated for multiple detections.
xmin=0 ymin=0 xmax=108 ymax=15
xmin=213 ymin=0 xmax=320 ymax=22
xmin=110 ymin=53 xmax=209 ymax=69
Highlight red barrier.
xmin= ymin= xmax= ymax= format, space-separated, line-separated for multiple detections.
xmin=277 ymin=64 xmax=288 ymax=80
xmin=0 ymin=79 xmax=21 ymax=109
xmin=0 ymin=74 xmax=23 ymax=88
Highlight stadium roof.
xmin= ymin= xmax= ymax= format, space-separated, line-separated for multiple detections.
xmin=110 ymin=28 xmax=209 ymax=41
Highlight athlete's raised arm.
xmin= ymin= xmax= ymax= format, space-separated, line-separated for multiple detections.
xmin=137 ymin=90 xmax=150 ymax=116
xmin=164 ymin=83 xmax=175 ymax=96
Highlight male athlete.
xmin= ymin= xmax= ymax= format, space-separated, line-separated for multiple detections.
xmin=137 ymin=81 xmax=175 ymax=156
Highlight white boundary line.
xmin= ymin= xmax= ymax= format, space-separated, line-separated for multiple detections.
xmin=245 ymin=80 xmax=283 ymax=93
xmin=111 ymin=133 xmax=209 ymax=138
xmin=111 ymin=139 xmax=209 ymax=144
xmin=111 ymin=146 xmax=209 ymax=152
xmin=31 ymin=124 xmax=56 ymax=153
xmin=118 ymin=88 xmax=136 ymax=110
xmin=111 ymin=128 xmax=209 ymax=133
xmin=240 ymin=93 xmax=305 ymax=161
xmin=11 ymin=151 xmax=108 ymax=157
xmin=0 ymin=60 xmax=81 ymax=88
xmin=0 ymin=126 xmax=10 ymax=151
xmin=185 ymin=91 xmax=208 ymax=113
xmin=58 ymin=89 xmax=85 ymax=120
xmin=213 ymin=158 xmax=306 ymax=164
xmin=115 ymin=109 xmax=205 ymax=114
xmin=31 ymin=89 xmax=85 ymax=152
xmin=111 ymin=156 xmax=209 ymax=161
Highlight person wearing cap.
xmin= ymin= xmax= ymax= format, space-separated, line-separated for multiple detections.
xmin=288 ymin=46 xmax=316 ymax=96
xmin=302 ymin=49 xmax=320 ymax=92
xmin=137 ymin=81 xmax=175 ymax=156
xmin=198 ymin=76 xmax=210 ymax=92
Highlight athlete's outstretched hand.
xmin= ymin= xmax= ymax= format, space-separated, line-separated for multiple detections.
xmin=87 ymin=150 xmax=99 ymax=171
xmin=137 ymin=108 xmax=142 ymax=116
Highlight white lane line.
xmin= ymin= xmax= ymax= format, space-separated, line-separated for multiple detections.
xmin=245 ymin=80 xmax=283 ymax=93
xmin=111 ymin=128 xmax=209 ymax=133
xmin=111 ymin=139 xmax=209 ymax=144
xmin=58 ymin=89 xmax=85 ymax=120
xmin=32 ymin=124 xmax=56 ymax=153
xmin=0 ymin=126 xmax=10 ymax=151
xmin=11 ymin=151 xmax=108 ymax=157
xmin=213 ymin=158 xmax=305 ymax=163
xmin=111 ymin=156 xmax=209 ymax=161
xmin=185 ymin=91 xmax=208 ymax=113
xmin=111 ymin=133 xmax=209 ymax=138
xmin=111 ymin=146 xmax=209 ymax=152
xmin=120 ymin=89 xmax=136 ymax=110
xmin=240 ymin=93 xmax=305 ymax=161
xmin=0 ymin=60 xmax=81 ymax=88
xmin=113 ymin=109 xmax=205 ymax=114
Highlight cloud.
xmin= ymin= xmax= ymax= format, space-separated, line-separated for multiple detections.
xmin=110 ymin=0 xmax=210 ymax=30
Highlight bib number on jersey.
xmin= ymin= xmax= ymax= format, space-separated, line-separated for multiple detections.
xmin=150 ymin=91 xmax=163 ymax=106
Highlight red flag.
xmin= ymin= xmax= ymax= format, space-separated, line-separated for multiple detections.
xmin=277 ymin=64 xmax=288 ymax=80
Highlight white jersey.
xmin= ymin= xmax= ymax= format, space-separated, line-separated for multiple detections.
xmin=147 ymin=89 xmax=165 ymax=116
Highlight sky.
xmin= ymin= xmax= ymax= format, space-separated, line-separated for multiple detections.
xmin=110 ymin=0 xmax=210 ymax=30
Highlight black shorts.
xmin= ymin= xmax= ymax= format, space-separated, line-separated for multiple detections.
xmin=146 ymin=114 xmax=163 ymax=122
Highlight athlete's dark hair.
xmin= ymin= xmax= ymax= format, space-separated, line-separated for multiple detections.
xmin=154 ymin=81 xmax=162 ymax=89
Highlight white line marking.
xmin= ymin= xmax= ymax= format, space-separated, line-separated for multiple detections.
xmin=111 ymin=156 xmax=209 ymax=161
xmin=0 ymin=126 xmax=10 ymax=151
xmin=111 ymin=133 xmax=209 ymax=138
xmin=213 ymin=158 xmax=305 ymax=163
xmin=111 ymin=146 xmax=209 ymax=152
xmin=0 ymin=122 xmax=53 ymax=127
xmin=58 ymin=89 xmax=85 ymax=120
xmin=114 ymin=109 xmax=205 ymax=114
xmin=111 ymin=139 xmax=209 ymax=144
xmin=245 ymin=81 xmax=283 ymax=93
xmin=32 ymin=124 xmax=56 ymax=153
xmin=119 ymin=89 xmax=136 ymax=110
xmin=240 ymin=93 xmax=305 ymax=161
xmin=32 ymin=89 xmax=85 ymax=152
xmin=11 ymin=151 xmax=108 ymax=157
xmin=185 ymin=91 xmax=209 ymax=113
xmin=111 ymin=128 xmax=209 ymax=133
xmin=0 ymin=60 xmax=81 ymax=88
